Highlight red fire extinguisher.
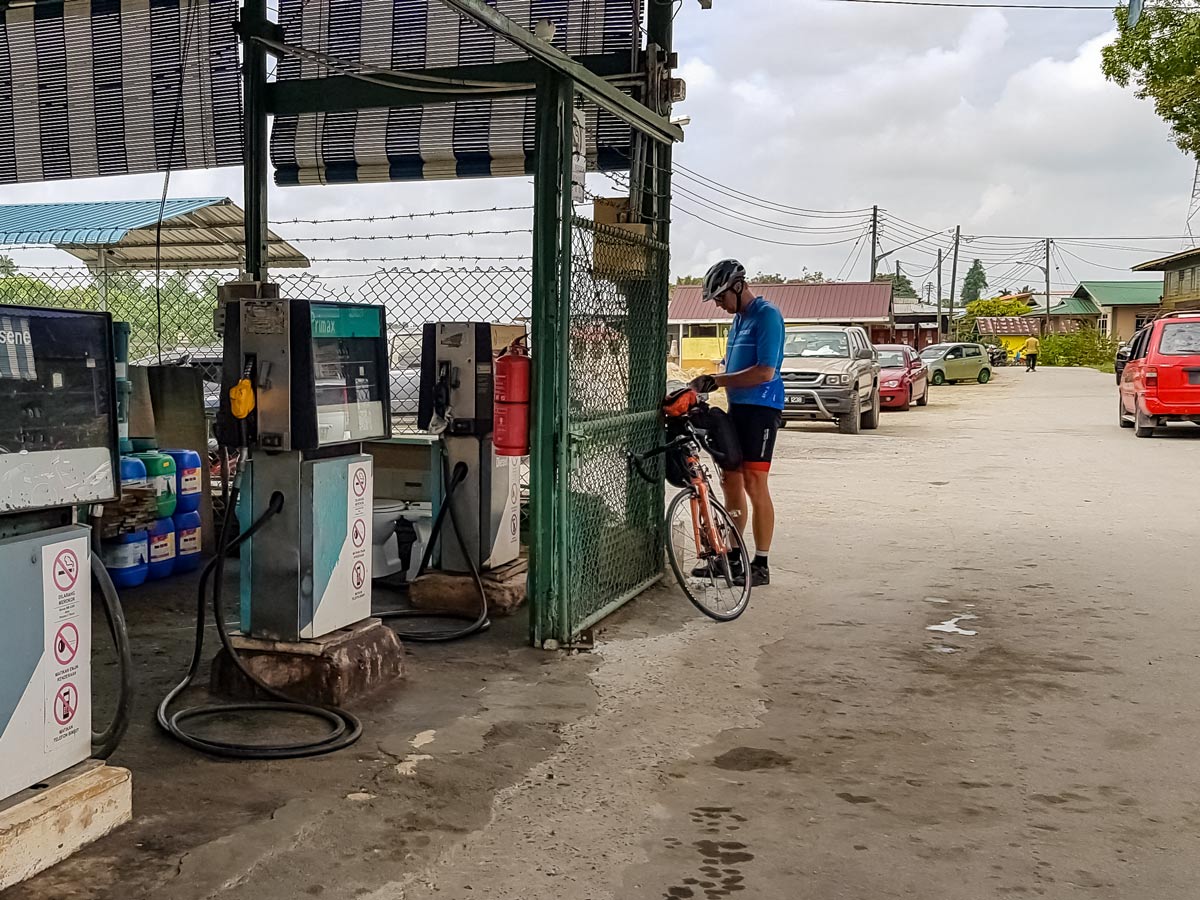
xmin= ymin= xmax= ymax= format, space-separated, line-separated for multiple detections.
xmin=494 ymin=338 xmax=531 ymax=457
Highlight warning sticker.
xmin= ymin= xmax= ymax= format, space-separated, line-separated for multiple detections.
xmin=43 ymin=534 xmax=90 ymax=752
xmin=53 ymin=683 xmax=79 ymax=725
xmin=346 ymin=461 xmax=372 ymax=612
xmin=54 ymin=622 xmax=79 ymax=665
xmin=52 ymin=548 xmax=79 ymax=592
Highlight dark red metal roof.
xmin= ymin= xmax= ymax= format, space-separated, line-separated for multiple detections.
xmin=669 ymin=282 xmax=893 ymax=323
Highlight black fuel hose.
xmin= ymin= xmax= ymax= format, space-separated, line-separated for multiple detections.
xmin=156 ymin=486 xmax=363 ymax=759
xmin=376 ymin=459 xmax=491 ymax=642
xmin=89 ymin=527 xmax=134 ymax=760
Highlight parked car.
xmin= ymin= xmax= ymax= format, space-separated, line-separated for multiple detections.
xmin=919 ymin=342 xmax=992 ymax=385
xmin=1115 ymin=342 xmax=1132 ymax=384
xmin=874 ymin=344 xmax=929 ymax=410
xmin=780 ymin=325 xmax=880 ymax=434
xmin=1118 ymin=311 xmax=1200 ymax=438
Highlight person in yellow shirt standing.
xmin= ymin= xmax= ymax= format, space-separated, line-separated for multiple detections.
xmin=1022 ymin=334 xmax=1041 ymax=372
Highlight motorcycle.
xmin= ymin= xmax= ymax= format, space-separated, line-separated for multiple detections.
xmin=985 ymin=344 xmax=1010 ymax=368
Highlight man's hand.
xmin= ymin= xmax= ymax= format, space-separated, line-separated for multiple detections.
xmin=689 ymin=374 xmax=719 ymax=395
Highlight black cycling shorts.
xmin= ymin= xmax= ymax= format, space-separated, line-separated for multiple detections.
xmin=728 ymin=403 xmax=782 ymax=471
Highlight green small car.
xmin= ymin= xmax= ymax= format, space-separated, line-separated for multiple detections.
xmin=919 ymin=342 xmax=992 ymax=385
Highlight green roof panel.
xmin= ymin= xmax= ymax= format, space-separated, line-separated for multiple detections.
xmin=1074 ymin=280 xmax=1162 ymax=308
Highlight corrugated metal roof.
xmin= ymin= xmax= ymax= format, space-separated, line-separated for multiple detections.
xmin=669 ymin=282 xmax=893 ymax=323
xmin=1132 ymin=247 xmax=1200 ymax=272
xmin=1026 ymin=296 xmax=1100 ymax=317
xmin=1074 ymin=280 xmax=1162 ymax=307
xmin=977 ymin=317 xmax=1042 ymax=336
xmin=0 ymin=198 xmax=309 ymax=270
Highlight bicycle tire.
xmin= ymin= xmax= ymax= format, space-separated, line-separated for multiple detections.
xmin=665 ymin=489 xmax=752 ymax=622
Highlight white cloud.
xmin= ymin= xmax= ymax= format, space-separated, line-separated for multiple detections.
xmin=0 ymin=1 xmax=1190 ymax=293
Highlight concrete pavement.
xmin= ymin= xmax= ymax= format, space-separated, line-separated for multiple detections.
xmin=13 ymin=366 xmax=1200 ymax=900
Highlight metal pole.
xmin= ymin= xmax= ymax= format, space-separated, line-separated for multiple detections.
xmin=936 ymin=248 xmax=943 ymax=342
xmin=529 ymin=70 xmax=574 ymax=647
xmin=949 ymin=226 xmax=961 ymax=339
xmin=241 ymin=0 xmax=270 ymax=282
xmin=869 ymin=205 xmax=879 ymax=280
xmin=1044 ymin=237 xmax=1052 ymax=334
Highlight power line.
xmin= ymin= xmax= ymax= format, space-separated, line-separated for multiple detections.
xmin=673 ymin=163 xmax=872 ymax=218
xmin=672 ymin=183 xmax=870 ymax=234
xmin=671 ymin=204 xmax=870 ymax=247
xmin=819 ymin=0 xmax=1116 ymax=9
xmin=836 ymin=229 xmax=870 ymax=280
xmin=1054 ymin=244 xmax=1142 ymax=272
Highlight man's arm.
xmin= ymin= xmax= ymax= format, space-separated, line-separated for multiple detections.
xmin=713 ymin=364 xmax=777 ymax=389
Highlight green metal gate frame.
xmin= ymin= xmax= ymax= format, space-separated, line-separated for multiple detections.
xmin=236 ymin=0 xmax=679 ymax=647
xmin=528 ymin=55 xmax=676 ymax=647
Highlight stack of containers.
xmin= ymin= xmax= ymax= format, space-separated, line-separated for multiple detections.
xmin=164 ymin=448 xmax=204 ymax=573
xmin=134 ymin=451 xmax=178 ymax=580
xmin=102 ymin=456 xmax=150 ymax=587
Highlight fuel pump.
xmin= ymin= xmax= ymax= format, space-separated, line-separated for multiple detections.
xmin=417 ymin=322 xmax=524 ymax=574
xmin=157 ymin=295 xmax=393 ymax=759
xmin=0 ymin=304 xmax=132 ymax=811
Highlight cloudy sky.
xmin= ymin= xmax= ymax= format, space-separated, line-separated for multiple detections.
xmin=0 ymin=0 xmax=1192 ymax=297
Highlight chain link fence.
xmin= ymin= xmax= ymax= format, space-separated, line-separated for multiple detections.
xmin=562 ymin=218 xmax=668 ymax=635
xmin=0 ymin=262 xmax=532 ymax=432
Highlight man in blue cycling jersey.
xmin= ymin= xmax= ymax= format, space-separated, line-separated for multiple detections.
xmin=688 ymin=258 xmax=785 ymax=587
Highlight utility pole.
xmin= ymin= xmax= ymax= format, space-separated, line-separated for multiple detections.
xmin=1044 ymin=237 xmax=1052 ymax=335
xmin=936 ymin=248 xmax=944 ymax=342
xmin=948 ymin=226 xmax=961 ymax=339
xmin=869 ymin=205 xmax=879 ymax=280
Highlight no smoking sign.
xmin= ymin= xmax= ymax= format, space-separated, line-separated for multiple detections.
xmin=52 ymin=548 xmax=79 ymax=592
xmin=352 ymin=468 xmax=368 ymax=497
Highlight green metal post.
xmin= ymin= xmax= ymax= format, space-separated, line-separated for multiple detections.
xmin=529 ymin=70 xmax=574 ymax=647
xmin=241 ymin=0 xmax=270 ymax=280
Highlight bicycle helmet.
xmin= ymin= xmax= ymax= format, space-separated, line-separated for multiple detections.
xmin=702 ymin=259 xmax=746 ymax=302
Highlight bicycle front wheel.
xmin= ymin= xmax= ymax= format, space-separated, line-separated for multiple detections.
xmin=665 ymin=488 xmax=752 ymax=621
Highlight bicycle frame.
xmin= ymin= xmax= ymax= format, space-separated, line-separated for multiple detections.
xmin=630 ymin=429 xmax=731 ymax=569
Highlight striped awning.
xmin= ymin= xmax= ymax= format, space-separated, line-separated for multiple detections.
xmin=0 ymin=0 xmax=242 ymax=185
xmin=270 ymin=0 xmax=639 ymax=185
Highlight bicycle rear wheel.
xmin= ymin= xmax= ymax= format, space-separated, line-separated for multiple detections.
xmin=665 ymin=488 xmax=751 ymax=621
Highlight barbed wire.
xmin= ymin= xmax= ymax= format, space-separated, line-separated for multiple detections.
xmin=307 ymin=254 xmax=532 ymax=264
xmin=291 ymin=228 xmax=533 ymax=243
xmin=271 ymin=205 xmax=534 ymax=225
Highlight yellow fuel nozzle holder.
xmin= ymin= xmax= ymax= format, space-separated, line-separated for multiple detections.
xmin=229 ymin=378 xmax=256 ymax=420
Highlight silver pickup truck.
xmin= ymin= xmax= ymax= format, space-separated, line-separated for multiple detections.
xmin=779 ymin=325 xmax=881 ymax=434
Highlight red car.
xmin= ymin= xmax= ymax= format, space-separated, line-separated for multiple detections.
xmin=874 ymin=344 xmax=929 ymax=410
xmin=1119 ymin=311 xmax=1200 ymax=437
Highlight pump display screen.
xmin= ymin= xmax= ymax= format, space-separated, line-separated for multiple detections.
xmin=310 ymin=305 xmax=388 ymax=446
xmin=0 ymin=306 xmax=117 ymax=511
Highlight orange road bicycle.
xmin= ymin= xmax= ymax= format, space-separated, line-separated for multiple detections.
xmin=629 ymin=389 xmax=751 ymax=621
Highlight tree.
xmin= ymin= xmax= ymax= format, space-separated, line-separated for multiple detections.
xmin=752 ymin=271 xmax=787 ymax=284
xmin=1102 ymin=6 xmax=1200 ymax=156
xmin=961 ymin=259 xmax=988 ymax=304
xmin=874 ymin=272 xmax=918 ymax=298
xmin=959 ymin=297 xmax=1036 ymax=338
xmin=674 ymin=274 xmax=702 ymax=286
